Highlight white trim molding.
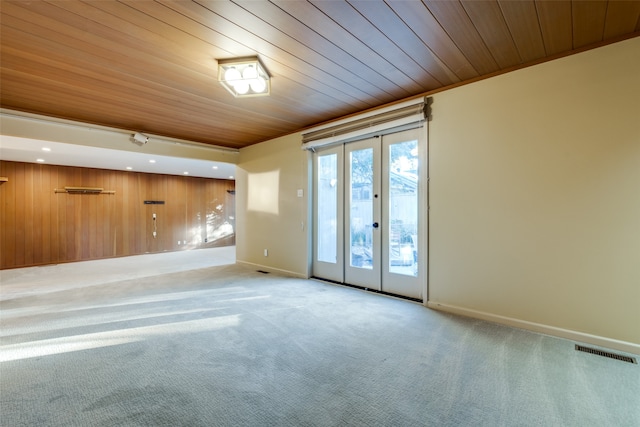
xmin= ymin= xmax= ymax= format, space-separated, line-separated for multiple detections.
xmin=427 ymin=301 xmax=640 ymax=356
xmin=235 ymin=260 xmax=308 ymax=280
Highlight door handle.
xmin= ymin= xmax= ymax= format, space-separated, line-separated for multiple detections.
xmin=372 ymin=222 xmax=379 ymax=228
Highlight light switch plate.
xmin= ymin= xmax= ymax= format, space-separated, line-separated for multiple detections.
xmin=297 ymin=189 xmax=303 ymax=197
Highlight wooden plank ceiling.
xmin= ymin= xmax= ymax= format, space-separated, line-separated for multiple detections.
xmin=1 ymin=0 xmax=639 ymax=150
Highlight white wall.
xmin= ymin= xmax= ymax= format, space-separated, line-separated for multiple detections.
xmin=0 ymin=111 xmax=239 ymax=165
xmin=428 ymin=37 xmax=640 ymax=352
xmin=235 ymin=133 xmax=310 ymax=277
xmin=236 ymin=37 xmax=640 ymax=352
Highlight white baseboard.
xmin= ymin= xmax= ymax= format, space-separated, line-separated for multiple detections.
xmin=426 ymin=301 xmax=640 ymax=356
xmin=236 ymin=260 xmax=307 ymax=279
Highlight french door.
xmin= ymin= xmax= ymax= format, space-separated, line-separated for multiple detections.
xmin=313 ymin=128 xmax=424 ymax=300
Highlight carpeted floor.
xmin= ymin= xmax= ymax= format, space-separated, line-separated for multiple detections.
xmin=1 ymin=248 xmax=638 ymax=426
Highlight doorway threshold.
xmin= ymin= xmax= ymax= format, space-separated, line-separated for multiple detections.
xmin=311 ymin=276 xmax=423 ymax=303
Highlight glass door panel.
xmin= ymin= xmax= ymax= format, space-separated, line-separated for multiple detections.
xmin=349 ymin=147 xmax=373 ymax=270
xmin=317 ymin=154 xmax=338 ymax=263
xmin=345 ymin=139 xmax=380 ymax=290
xmin=388 ymin=139 xmax=418 ymax=276
xmin=382 ymin=128 xmax=422 ymax=299
xmin=312 ymin=145 xmax=343 ymax=282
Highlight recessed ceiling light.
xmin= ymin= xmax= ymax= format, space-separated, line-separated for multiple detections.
xmin=212 ymin=166 xmax=219 ymax=170
xmin=149 ymin=159 xmax=156 ymax=163
xmin=229 ymin=175 xmax=234 ymax=179
xmin=183 ymin=171 xmax=189 ymax=175
xmin=42 ymin=147 xmax=51 ymax=152
xmin=36 ymin=158 xmax=45 ymax=163
xmin=126 ymin=166 xmax=133 ymax=170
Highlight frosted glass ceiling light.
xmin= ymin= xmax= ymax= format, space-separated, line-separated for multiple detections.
xmin=242 ymin=65 xmax=257 ymax=80
xmin=224 ymin=67 xmax=241 ymax=83
xmin=218 ymin=57 xmax=270 ymax=98
xmin=235 ymin=80 xmax=250 ymax=95
xmin=250 ymin=76 xmax=267 ymax=93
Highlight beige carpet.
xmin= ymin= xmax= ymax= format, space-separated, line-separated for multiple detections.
xmin=1 ymin=248 xmax=639 ymax=426
xmin=0 ymin=246 xmax=235 ymax=302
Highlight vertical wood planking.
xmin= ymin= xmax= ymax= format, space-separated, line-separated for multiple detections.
xmin=149 ymin=174 xmax=166 ymax=253
xmin=165 ymin=175 xmax=176 ymax=251
xmin=24 ymin=164 xmax=35 ymax=265
xmin=190 ymin=176 xmax=206 ymax=247
xmin=227 ymin=180 xmax=236 ymax=246
xmin=385 ymin=0 xmax=479 ymax=81
xmin=572 ymin=0 xmax=608 ymax=48
xmin=170 ymin=174 xmax=184 ymax=251
xmin=2 ymin=0 xmax=638 ymax=152
xmin=145 ymin=175 xmax=155 ymax=254
xmin=88 ymin=168 xmax=98 ymax=259
xmin=132 ymin=173 xmax=144 ymax=255
xmin=0 ymin=160 xmax=235 ymax=269
xmin=176 ymin=175 xmax=188 ymax=248
xmin=14 ymin=163 xmax=26 ymax=266
xmin=31 ymin=164 xmax=43 ymax=264
xmin=425 ymin=0 xmax=500 ymax=75
xmin=40 ymin=165 xmax=52 ymax=263
xmin=203 ymin=178 xmax=236 ymax=247
xmin=498 ymin=0 xmax=546 ymax=63
xmin=185 ymin=177 xmax=194 ymax=247
xmin=0 ymin=162 xmax=16 ymax=268
xmin=106 ymin=170 xmax=116 ymax=257
xmin=535 ymin=0 xmax=572 ymax=56
xmin=461 ymin=0 xmax=521 ymax=68
xmin=72 ymin=166 xmax=83 ymax=261
xmin=602 ymin=1 xmax=640 ymax=39
xmin=118 ymin=171 xmax=129 ymax=256
xmin=56 ymin=167 xmax=67 ymax=264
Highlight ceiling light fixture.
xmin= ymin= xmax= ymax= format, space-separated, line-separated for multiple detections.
xmin=218 ymin=56 xmax=270 ymax=97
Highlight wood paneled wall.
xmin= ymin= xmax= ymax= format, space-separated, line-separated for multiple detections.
xmin=0 ymin=161 xmax=235 ymax=269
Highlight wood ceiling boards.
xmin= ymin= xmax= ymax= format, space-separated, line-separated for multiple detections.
xmin=1 ymin=0 xmax=639 ymax=150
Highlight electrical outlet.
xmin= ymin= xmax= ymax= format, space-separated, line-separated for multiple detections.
xmin=152 ymin=213 xmax=156 ymax=219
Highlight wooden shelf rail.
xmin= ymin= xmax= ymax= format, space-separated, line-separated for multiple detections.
xmin=54 ymin=186 xmax=115 ymax=194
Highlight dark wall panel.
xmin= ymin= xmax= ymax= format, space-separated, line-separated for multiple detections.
xmin=0 ymin=160 xmax=235 ymax=269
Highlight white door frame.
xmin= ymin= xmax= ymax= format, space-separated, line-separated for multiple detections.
xmin=311 ymin=126 xmax=428 ymax=302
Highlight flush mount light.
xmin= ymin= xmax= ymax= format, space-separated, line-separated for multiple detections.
xmin=218 ymin=56 xmax=270 ymax=97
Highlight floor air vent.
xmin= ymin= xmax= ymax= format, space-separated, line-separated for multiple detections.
xmin=575 ymin=345 xmax=637 ymax=364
